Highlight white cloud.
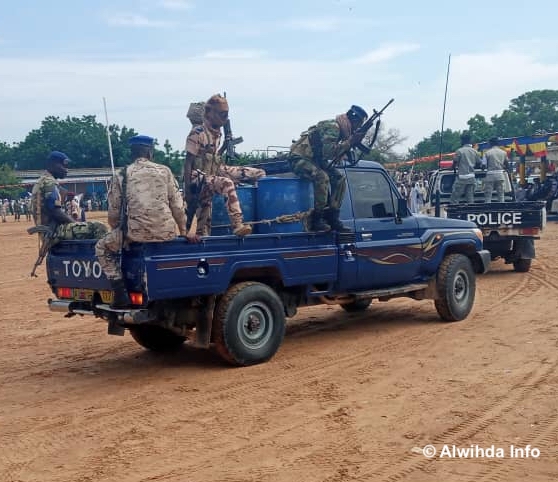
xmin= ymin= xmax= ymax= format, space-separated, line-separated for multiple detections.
xmin=159 ymin=0 xmax=193 ymax=10
xmin=1 ymin=46 xmax=557 ymax=156
xmin=284 ymin=17 xmax=340 ymax=32
xmin=106 ymin=14 xmax=173 ymax=28
xmin=352 ymin=43 xmax=420 ymax=64
xmin=199 ymin=50 xmax=266 ymax=60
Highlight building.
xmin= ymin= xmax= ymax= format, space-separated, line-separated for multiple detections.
xmin=16 ymin=167 xmax=114 ymax=199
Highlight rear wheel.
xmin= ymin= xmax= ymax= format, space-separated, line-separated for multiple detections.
xmin=213 ymin=282 xmax=285 ymax=366
xmin=434 ymin=254 xmax=475 ymax=322
xmin=129 ymin=325 xmax=186 ymax=352
xmin=513 ymin=258 xmax=532 ymax=272
xmin=341 ymin=298 xmax=372 ymax=312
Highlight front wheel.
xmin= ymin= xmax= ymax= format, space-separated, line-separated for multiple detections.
xmin=434 ymin=254 xmax=476 ymax=322
xmin=129 ymin=325 xmax=186 ymax=352
xmin=213 ymin=282 xmax=286 ymax=366
xmin=513 ymin=258 xmax=532 ymax=272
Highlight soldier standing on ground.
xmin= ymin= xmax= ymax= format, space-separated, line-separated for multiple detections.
xmin=96 ymin=135 xmax=191 ymax=308
xmin=449 ymin=132 xmax=481 ymax=204
xmin=289 ymin=105 xmax=368 ymax=231
xmin=483 ymin=136 xmax=508 ymax=203
xmin=183 ymin=94 xmax=265 ymax=237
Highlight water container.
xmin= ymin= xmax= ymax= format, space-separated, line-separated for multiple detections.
xmin=256 ymin=177 xmax=313 ymax=233
xmin=211 ymin=185 xmax=256 ymax=235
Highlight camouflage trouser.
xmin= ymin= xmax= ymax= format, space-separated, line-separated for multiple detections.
xmin=191 ymin=165 xmax=265 ymax=236
xmin=449 ymin=177 xmax=475 ymax=204
xmin=483 ymin=174 xmax=505 ymax=203
xmin=291 ymin=157 xmax=346 ymax=211
xmin=55 ymin=221 xmax=108 ymax=241
xmin=95 ymin=228 xmax=123 ymax=280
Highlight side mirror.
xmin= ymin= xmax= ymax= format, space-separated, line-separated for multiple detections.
xmin=397 ymin=198 xmax=408 ymax=218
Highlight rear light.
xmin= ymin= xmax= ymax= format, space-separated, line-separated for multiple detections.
xmin=129 ymin=292 xmax=143 ymax=305
xmin=57 ymin=287 xmax=73 ymax=299
xmin=520 ymin=227 xmax=539 ymax=235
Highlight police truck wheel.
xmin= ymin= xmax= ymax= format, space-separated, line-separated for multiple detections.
xmin=213 ymin=282 xmax=286 ymax=366
xmin=513 ymin=258 xmax=531 ymax=273
xmin=434 ymin=254 xmax=475 ymax=322
xmin=129 ymin=325 xmax=186 ymax=352
xmin=341 ymin=298 xmax=372 ymax=312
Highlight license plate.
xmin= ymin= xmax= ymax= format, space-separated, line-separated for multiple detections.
xmin=73 ymin=289 xmax=114 ymax=304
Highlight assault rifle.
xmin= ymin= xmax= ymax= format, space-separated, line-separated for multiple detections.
xmin=341 ymin=98 xmax=395 ymax=167
xmin=220 ymin=118 xmax=244 ymax=162
xmin=28 ymin=224 xmax=57 ymax=277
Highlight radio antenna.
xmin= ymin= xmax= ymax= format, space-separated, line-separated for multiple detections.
xmin=438 ymin=53 xmax=451 ymax=169
xmin=103 ymin=97 xmax=116 ymax=176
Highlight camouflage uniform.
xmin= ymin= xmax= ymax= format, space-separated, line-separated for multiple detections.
xmin=185 ymin=121 xmax=265 ymax=236
xmin=290 ymin=116 xmax=350 ymax=213
xmin=95 ymin=158 xmax=187 ymax=280
xmin=30 ymin=172 xmax=107 ymax=241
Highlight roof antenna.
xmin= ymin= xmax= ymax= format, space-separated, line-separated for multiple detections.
xmin=103 ymin=97 xmax=116 ymax=177
xmin=438 ymin=53 xmax=451 ymax=169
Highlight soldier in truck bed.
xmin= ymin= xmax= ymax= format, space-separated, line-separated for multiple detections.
xmin=183 ymin=94 xmax=265 ymax=237
xmin=482 ymin=136 xmax=508 ymax=203
xmin=30 ymin=151 xmax=107 ymax=240
xmin=289 ymin=105 xmax=368 ymax=231
xmin=449 ymin=132 xmax=481 ymax=204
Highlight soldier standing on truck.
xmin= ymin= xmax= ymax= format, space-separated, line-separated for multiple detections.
xmin=95 ymin=135 xmax=191 ymax=308
xmin=450 ymin=132 xmax=481 ymax=204
xmin=483 ymin=136 xmax=508 ymax=203
xmin=289 ymin=105 xmax=368 ymax=231
xmin=183 ymin=94 xmax=265 ymax=237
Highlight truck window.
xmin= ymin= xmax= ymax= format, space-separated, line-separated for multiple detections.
xmin=347 ymin=170 xmax=397 ymax=218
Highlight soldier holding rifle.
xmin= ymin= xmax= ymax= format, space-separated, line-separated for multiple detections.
xmin=183 ymin=93 xmax=265 ymax=237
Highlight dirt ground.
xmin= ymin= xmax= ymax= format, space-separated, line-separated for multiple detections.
xmin=1 ymin=212 xmax=557 ymax=482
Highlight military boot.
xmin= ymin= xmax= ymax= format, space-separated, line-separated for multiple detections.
xmin=110 ymin=278 xmax=131 ymax=309
xmin=311 ymin=210 xmax=331 ymax=232
xmin=231 ymin=213 xmax=252 ymax=237
xmin=325 ymin=208 xmax=350 ymax=232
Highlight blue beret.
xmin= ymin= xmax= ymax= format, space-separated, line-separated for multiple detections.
xmin=129 ymin=135 xmax=155 ymax=147
xmin=48 ymin=151 xmax=70 ymax=163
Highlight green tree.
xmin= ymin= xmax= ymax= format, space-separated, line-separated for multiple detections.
xmin=0 ymin=164 xmax=24 ymax=198
xmin=491 ymin=90 xmax=558 ymax=137
xmin=408 ymin=129 xmax=462 ymax=159
xmin=466 ymin=114 xmax=495 ymax=143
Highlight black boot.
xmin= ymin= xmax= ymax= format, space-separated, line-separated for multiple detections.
xmin=311 ymin=210 xmax=331 ymax=232
xmin=325 ymin=208 xmax=349 ymax=232
xmin=110 ymin=278 xmax=131 ymax=309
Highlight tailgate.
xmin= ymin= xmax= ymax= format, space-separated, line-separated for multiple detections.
xmin=445 ymin=201 xmax=546 ymax=234
xmin=47 ymin=240 xmax=111 ymax=290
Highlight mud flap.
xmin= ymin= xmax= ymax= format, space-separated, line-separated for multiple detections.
xmin=512 ymin=238 xmax=535 ymax=260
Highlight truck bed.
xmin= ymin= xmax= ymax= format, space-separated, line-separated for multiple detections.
xmin=47 ymin=232 xmax=340 ymax=301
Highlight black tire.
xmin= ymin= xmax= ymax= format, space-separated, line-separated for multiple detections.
xmin=513 ymin=258 xmax=532 ymax=273
xmin=340 ymin=298 xmax=372 ymax=313
xmin=434 ymin=254 xmax=476 ymax=322
xmin=213 ymin=281 xmax=286 ymax=366
xmin=129 ymin=325 xmax=186 ymax=352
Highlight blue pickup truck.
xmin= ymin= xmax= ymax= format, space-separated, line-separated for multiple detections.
xmin=45 ymin=161 xmax=490 ymax=366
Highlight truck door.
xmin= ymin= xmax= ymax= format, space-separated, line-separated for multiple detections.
xmin=344 ymin=169 xmax=422 ymax=290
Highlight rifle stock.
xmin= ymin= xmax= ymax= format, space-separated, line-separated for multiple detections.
xmin=28 ymin=224 xmax=57 ymax=277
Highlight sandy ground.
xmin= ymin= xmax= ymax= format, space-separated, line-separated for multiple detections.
xmin=0 ymin=212 xmax=557 ymax=482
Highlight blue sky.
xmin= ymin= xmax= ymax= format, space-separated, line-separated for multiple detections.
xmin=1 ymin=0 xmax=558 ymax=156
